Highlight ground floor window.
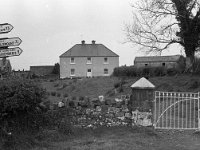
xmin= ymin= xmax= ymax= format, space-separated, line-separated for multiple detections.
xmin=104 ymin=68 xmax=108 ymax=75
xmin=70 ymin=68 xmax=75 ymax=76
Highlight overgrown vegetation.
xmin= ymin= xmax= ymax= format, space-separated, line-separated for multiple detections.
xmin=113 ymin=58 xmax=200 ymax=77
xmin=0 ymin=78 xmax=47 ymax=149
xmin=113 ymin=66 xmax=177 ymax=77
xmin=52 ymin=63 xmax=60 ymax=75
xmin=0 ymin=78 xmax=75 ymax=150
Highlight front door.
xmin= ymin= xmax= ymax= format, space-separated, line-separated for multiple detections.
xmin=87 ymin=69 xmax=92 ymax=77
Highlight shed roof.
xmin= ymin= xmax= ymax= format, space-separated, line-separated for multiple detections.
xmin=60 ymin=43 xmax=119 ymax=57
xmin=131 ymin=77 xmax=155 ymax=89
xmin=134 ymin=55 xmax=182 ymax=63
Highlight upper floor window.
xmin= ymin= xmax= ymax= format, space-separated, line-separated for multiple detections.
xmin=70 ymin=57 xmax=75 ymax=64
xmin=104 ymin=57 xmax=108 ymax=64
xmin=87 ymin=57 xmax=92 ymax=64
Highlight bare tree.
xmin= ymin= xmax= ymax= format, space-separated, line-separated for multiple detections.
xmin=125 ymin=0 xmax=200 ymax=65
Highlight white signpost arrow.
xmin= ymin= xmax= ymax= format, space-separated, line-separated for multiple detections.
xmin=0 ymin=47 xmax=23 ymax=58
xmin=0 ymin=37 xmax=22 ymax=48
xmin=0 ymin=24 xmax=13 ymax=34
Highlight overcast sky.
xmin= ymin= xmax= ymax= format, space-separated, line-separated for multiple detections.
xmin=0 ymin=0 xmax=181 ymax=70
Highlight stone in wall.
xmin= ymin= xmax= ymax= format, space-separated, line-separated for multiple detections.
xmin=132 ymin=109 xmax=152 ymax=126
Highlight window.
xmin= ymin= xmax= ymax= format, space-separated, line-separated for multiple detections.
xmin=162 ymin=63 xmax=165 ymax=66
xmin=87 ymin=69 xmax=92 ymax=77
xmin=145 ymin=64 xmax=148 ymax=66
xmin=104 ymin=68 xmax=108 ymax=75
xmin=87 ymin=57 xmax=92 ymax=64
xmin=70 ymin=69 xmax=75 ymax=76
xmin=104 ymin=57 xmax=108 ymax=64
xmin=70 ymin=57 xmax=75 ymax=64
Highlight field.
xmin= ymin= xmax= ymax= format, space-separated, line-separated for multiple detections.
xmin=31 ymin=127 xmax=200 ymax=150
xmin=41 ymin=75 xmax=200 ymax=104
xmin=7 ymin=74 xmax=200 ymax=150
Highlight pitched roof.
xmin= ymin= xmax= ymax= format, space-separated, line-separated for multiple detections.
xmin=134 ymin=55 xmax=182 ymax=63
xmin=131 ymin=77 xmax=155 ymax=89
xmin=60 ymin=43 xmax=119 ymax=57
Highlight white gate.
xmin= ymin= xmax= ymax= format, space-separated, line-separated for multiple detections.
xmin=154 ymin=91 xmax=200 ymax=130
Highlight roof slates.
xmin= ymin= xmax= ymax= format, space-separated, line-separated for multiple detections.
xmin=134 ymin=55 xmax=182 ymax=63
xmin=60 ymin=44 xmax=119 ymax=57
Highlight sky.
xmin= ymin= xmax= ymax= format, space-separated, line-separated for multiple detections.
xmin=0 ymin=0 xmax=182 ymax=70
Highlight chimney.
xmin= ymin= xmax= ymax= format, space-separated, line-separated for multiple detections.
xmin=81 ymin=40 xmax=85 ymax=44
xmin=92 ymin=40 xmax=96 ymax=44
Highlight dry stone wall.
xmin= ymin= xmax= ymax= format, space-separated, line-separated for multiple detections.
xmin=54 ymin=95 xmax=153 ymax=129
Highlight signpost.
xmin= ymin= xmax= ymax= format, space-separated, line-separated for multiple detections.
xmin=0 ymin=23 xmax=13 ymax=34
xmin=0 ymin=23 xmax=23 ymax=78
xmin=0 ymin=47 xmax=23 ymax=57
xmin=0 ymin=37 xmax=22 ymax=48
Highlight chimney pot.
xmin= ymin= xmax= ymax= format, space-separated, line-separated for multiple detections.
xmin=81 ymin=40 xmax=85 ymax=44
xmin=92 ymin=40 xmax=96 ymax=44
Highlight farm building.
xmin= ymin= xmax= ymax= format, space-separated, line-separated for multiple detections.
xmin=59 ymin=40 xmax=119 ymax=78
xmin=134 ymin=55 xmax=185 ymax=70
xmin=12 ymin=70 xmax=31 ymax=78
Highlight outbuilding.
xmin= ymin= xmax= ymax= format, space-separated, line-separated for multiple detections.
xmin=134 ymin=55 xmax=185 ymax=71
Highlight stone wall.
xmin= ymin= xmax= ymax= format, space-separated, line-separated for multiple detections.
xmin=54 ymin=96 xmax=153 ymax=128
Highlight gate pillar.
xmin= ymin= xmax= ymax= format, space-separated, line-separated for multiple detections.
xmin=129 ymin=77 xmax=155 ymax=112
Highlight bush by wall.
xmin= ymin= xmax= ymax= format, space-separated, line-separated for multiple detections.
xmin=0 ymin=78 xmax=47 ymax=132
xmin=113 ymin=66 xmax=167 ymax=77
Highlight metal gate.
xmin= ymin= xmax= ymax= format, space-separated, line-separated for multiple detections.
xmin=154 ymin=91 xmax=200 ymax=130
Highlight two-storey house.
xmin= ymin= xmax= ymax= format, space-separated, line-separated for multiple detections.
xmin=59 ymin=40 xmax=119 ymax=78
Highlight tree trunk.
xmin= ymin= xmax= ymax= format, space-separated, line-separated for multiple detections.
xmin=184 ymin=45 xmax=195 ymax=72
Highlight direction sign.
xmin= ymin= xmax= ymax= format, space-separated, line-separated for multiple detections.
xmin=0 ymin=24 xmax=13 ymax=34
xmin=0 ymin=47 xmax=23 ymax=58
xmin=0 ymin=37 xmax=22 ymax=48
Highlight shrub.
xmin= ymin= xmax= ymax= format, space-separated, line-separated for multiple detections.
xmin=46 ymin=91 xmax=51 ymax=96
xmin=167 ymin=68 xmax=178 ymax=76
xmin=51 ymin=91 xmax=56 ymax=96
xmin=0 ymin=78 xmax=47 ymax=134
xmin=44 ymin=108 xmax=74 ymax=130
xmin=189 ymin=80 xmax=199 ymax=89
xmin=52 ymin=63 xmax=60 ymax=75
xmin=79 ymin=96 xmax=84 ymax=101
xmin=58 ymin=117 xmax=73 ymax=135
xmin=63 ymin=83 xmax=68 ymax=88
xmin=63 ymin=93 xmax=68 ymax=98
xmin=68 ymin=101 xmax=75 ymax=107
xmin=106 ymin=90 xmax=115 ymax=97
xmin=72 ymin=96 xmax=76 ymax=101
xmin=114 ymin=82 xmax=120 ymax=88
xmin=113 ymin=66 xmax=137 ymax=77
xmin=142 ymin=67 xmax=151 ymax=76
xmin=57 ymin=93 xmax=61 ymax=97
xmin=54 ymin=83 xmax=59 ymax=87
xmin=153 ymin=67 xmax=166 ymax=76
xmin=128 ymin=66 xmax=137 ymax=77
